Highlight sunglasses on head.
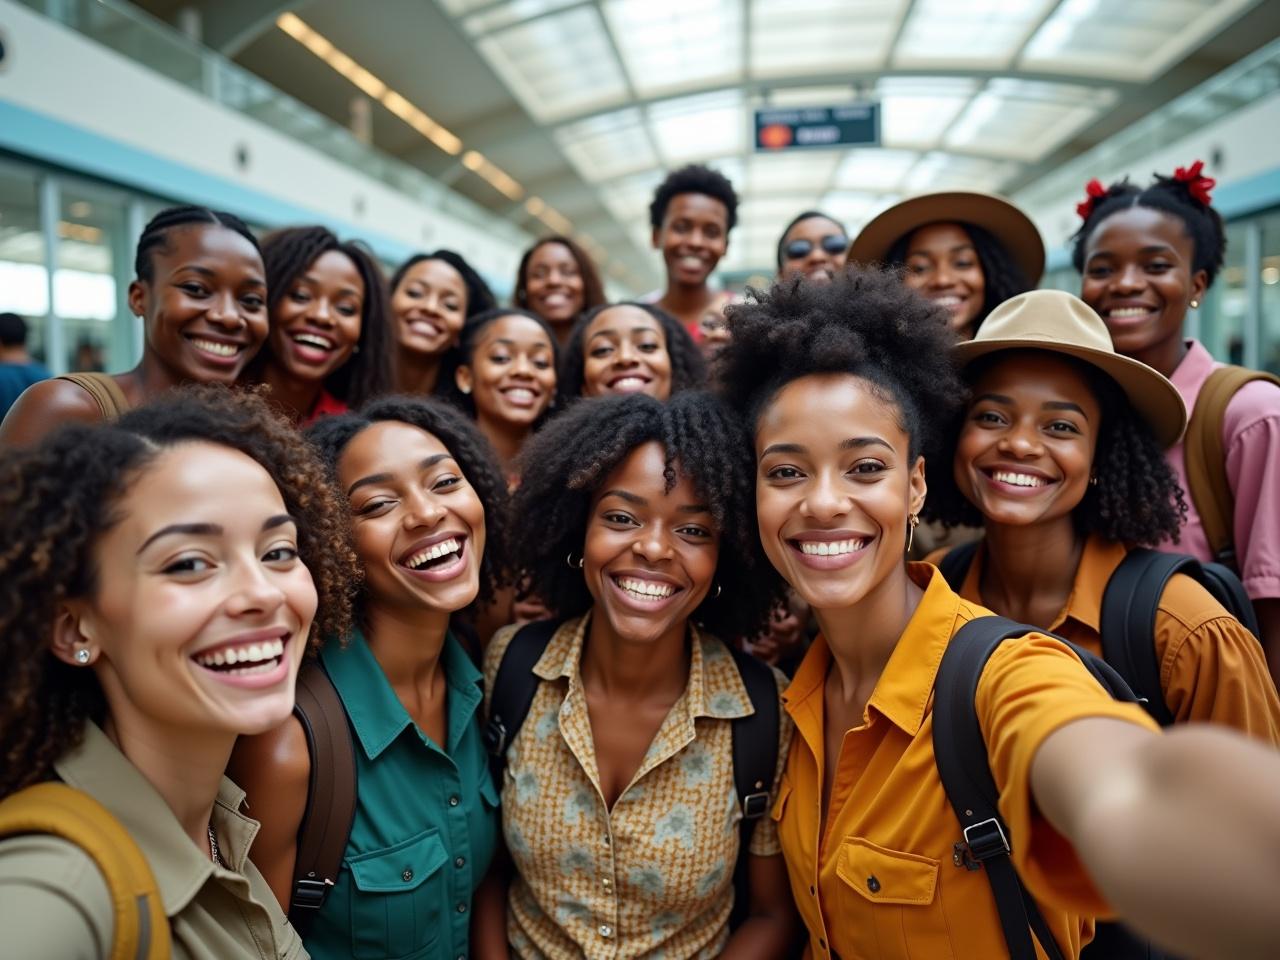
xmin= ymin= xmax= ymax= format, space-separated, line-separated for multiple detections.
xmin=784 ymin=235 xmax=849 ymax=260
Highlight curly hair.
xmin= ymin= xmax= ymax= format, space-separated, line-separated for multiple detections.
xmin=513 ymin=236 xmax=607 ymax=318
xmin=510 ymin=391 xmax=779 ymax=640
xmin=558 ymin=302 xmax=708 ymax=401
xmin=1071 ymin=172 xmax=1227 ymax=287
xmin=305 ymin=395 xmax=512 ymax=614
xmin=437 ymin=307 xmax=561 ymax=422
xmin=248 ymin=226 xmax=394 ymax=409
xmin=717 ymin=267 xmax=963 ymax=462
xmin=0 ymin=385 xmax=357 ymax=799
xmin=885 ymin=222 xmax=1032 ymax=334
xmin=390 ymin=249 xmax=496 ymax=320
xmin=134 ymin=205 xmax=261 ymax=283
xmin=924 ymin=351 xmax=1186 ymax=544
xmin=649 ymin=164 xmax=740 ymax=232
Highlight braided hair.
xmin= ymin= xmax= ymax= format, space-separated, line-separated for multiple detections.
xmin=558 ymin=302 xmax=708 ymax=401
xmin=510 ymin=392 xmax=778 ymax=640
xmin=305 ymin=396 xmax=512 ymax=614
xmin=513 ymin=236 xmax=607 ymax=316
xmin=134 ymin=205 xmax=261 ymax=282
xmin=924 ymin=351 xmax=1186 ymax=544
xmin=390 ymin=250 xmax=496 ymax=320
xmin=437 ymin=307 xmax=560 ymax=422
xmin=0 ymin=386 xmax=357 ymax=799
xmin=1071 ymin=171 xmax=1227 ymax=287
xmin=253 ymin=226 xmax=394 ymax=408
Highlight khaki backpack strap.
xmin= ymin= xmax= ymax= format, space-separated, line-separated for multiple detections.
xmin=1185 ymin=366 xmax=1280 ymax=566
xmin=0 ymin=782 xmax=171 ymax=960
xmin=57 ymin=373 xmax=131 ymax=421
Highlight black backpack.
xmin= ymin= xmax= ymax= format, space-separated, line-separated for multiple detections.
xmin=484 ymin=618 xmax=780 ymax=930
xmin=932 ymin=616 xmax=1179 ymax=960
xmin=937 ymin=542 xmax=1260 ymax=727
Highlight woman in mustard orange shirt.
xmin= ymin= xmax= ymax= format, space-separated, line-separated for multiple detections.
xmin=925 ymin=289 xmax=1280 ymax=743
xmin=716 ymin=267 xmax=1280 ymax=960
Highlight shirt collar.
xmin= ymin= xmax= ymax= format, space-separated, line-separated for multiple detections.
xmin=53 ymin=721 xmax=260 ymax=916
xmin=532 ymin=613 xmax=752 ymax=721
xmin=321 ymin=629 xmax=483 ymax=759
xmin=1169 ymin=339 xmax=1217 ymax=399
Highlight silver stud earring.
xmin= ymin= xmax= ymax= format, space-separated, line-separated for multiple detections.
xmin=74 ymin=648 xmax=91 ymax=665
xmin=460 ymin=384 xmax=472 ymax=395
xmin=1190 ymin=299 xmax=1200 ymax=309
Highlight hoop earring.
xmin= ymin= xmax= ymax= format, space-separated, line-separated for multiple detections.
xmin=712 ymin=582 xmax=722 ymax=599
xmin=74 ymin=648 xmax=91 ymax=665
xmin=1089 ymin=474 xmax=1099 ymax=486
xmin=566 ymin=552 xmax=583 ymax=569
xmin=906 ymin=513 xmax=920 ymax=555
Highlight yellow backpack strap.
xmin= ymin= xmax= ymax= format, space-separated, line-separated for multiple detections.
xmin=0 ymin=782 xmax=171 ymax=960
xmin=1185 ymin=366 xmax=1280 ymax=566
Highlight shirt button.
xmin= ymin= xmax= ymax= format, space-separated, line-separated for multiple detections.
xmin=456 ymin=902 xmax=467 ymax=914
xmin=867 ymin=875 xmax=881 ymax=893
xmin=598 ymin=924 xmax=613 ymax=938
xmin=819 ymin=939 xmax=827 ymax=951
xmin=401 ymin=868 xmax=413 ymax=882
xmin=455 ymin=856 xmax=466 ymax=868
xmin=448 ymin=795 xmax=460 ymax=807
xmin=808 ymin=884 xmax=816 ymax=896
xmin=602 ymin=877 xmax=612 ymax=891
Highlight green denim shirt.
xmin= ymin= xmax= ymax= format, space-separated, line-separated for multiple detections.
xmin=305 ymin=631 xmax=499 ymax=960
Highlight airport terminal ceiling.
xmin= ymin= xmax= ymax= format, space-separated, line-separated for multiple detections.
xmin=129 ymin=0 xmax=1280 ymax=289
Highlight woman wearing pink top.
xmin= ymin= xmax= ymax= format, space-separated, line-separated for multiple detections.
xmin=1075 ymin=163 xmax=1280 ymax=683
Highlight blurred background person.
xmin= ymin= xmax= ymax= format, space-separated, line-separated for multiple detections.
xmin=0 ymin=312 xmax=51 ymax=419
xmin=512 ymin=235 xmax=606 ymax=348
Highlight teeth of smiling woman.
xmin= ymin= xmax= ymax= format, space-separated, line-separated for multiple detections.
xmin=932 ymin=296 xmax=962 ymax=306
xmin=195 ymin=638 xmax=284 ymax=669
xmin=191 ymin=338 xmax=239 ymax=357
xmin=1108 ymin=307 xmax=1152 ymax=318
xmin=505 ymin=389 xmax=536 ymax=402
xmin=799 ymin=539 xmax=866 ymax=556
xmin=617 ymin=578 xmax=675 ymax=600
xmin=405 ymin=538 xmax=460 ymax=569
xmin=293 ymin=333 xmax=334 ymax=349
xmin=994 ymin=470 xmax=1047 ymax=488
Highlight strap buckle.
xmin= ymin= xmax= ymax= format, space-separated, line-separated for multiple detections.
xmin=953 ymin=817 xmax=1010 ymax=871
xmin=292 ymin=877 xmax=334 ymax=911
xmin=742 ymin=791 xmax=770 ymax=820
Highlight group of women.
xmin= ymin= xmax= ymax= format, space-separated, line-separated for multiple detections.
xmin=1 ymin=159 xmax=1280 ymax=960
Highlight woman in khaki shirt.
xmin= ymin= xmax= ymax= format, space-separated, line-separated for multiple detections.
xmin=0 ymin=386 xmax=357 ymax=959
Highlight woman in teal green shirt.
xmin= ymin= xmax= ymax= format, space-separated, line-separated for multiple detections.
xmin=231 ymin=396 xmax=510 ymax=960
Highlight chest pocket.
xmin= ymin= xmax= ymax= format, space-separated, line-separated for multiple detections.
xmin=835 ymin=838 xmax=952 ymax=959
xmin=347 ymin=828 xmax=448 ymax=959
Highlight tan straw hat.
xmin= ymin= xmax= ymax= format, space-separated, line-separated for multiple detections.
xmin=955 ymin=290 xmax=1187 ymax=448
xmin=848 ymin=191 xmax=1045 ymax=285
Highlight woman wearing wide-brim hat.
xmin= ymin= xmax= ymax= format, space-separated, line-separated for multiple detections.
xmin=848 ymin=191 xmax=1045 ymax=340
xmin=925 ymin=289 xmax=1280 ymax=743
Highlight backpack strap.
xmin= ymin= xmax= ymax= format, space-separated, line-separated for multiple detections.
xmin=290 ymin=659 xmax=359 ymax=929
xmin=0 ymin=781 xmax=171 ymax=960
xmin=932 ymin=616 xmax=1140 ymax=960
xmin=726 ymin=646 xmax=780 ymax=931
xmin=1185 ymin=366 xmax=1280 ymax=568
xmin=483 ymin=619 xmax=562 ymax=785
xmin=57 ymin=372 xmax=130 ymax=421
xmin=937 ymin=540 xmax=980 ymax=590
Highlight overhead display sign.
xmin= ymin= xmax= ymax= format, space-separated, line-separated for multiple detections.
xmin=754 ymin=102 xmax=881 ymax=152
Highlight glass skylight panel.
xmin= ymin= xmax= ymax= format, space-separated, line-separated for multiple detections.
xmin=600 ymin=170 xmax=665 ymax=225
xmin=747 ymin=154 xmax=838 ymax=196
xmin=647 ymin=91 xmax=746 ymax=164
xmin=944 ymin=88 xmax=1100 ymax=162
xmin=554 ymin=109 xmax=658 ymax=183
xmin=438 ymin=0 xmax=494 ymax=15
xmin=893 ymin=0 xmax=1057 ymax=68
xmin=477 ymin=7 xmax=629 ymax=123
xmin=819 ymin=191 xmax=891 ymax=229
xmin=1020 ymin=0 xmax=1252 ymax=82
xmin=750 ymin=0 xmax=906 ymax=76
xmin=833 ymin=149 xmax=920 ymax=192
xmin=603 ymin=0 xmax=743 ymax=98
xmin=903 ymin=152 xmax=1020 ymax=193
xmin=461 ymin=0 xmax=582 ymax=36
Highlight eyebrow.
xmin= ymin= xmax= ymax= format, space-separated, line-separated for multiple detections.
xmin=137 ymin=514 xmax=295 ymax=554
xmin=175 ymin=264 xmax=266 ymax=287
xmin=840 ymin=436 xmax=893 ymax=452
xmin=302 ymin=273 xmax=361 ymax=298
xmin=1044 ymin=401 xmax=1089 ymax=418
xmin=346 ymin=453 xmax=453 ymax=496
xmin=600 ymin=489 xmax=709 ymax=514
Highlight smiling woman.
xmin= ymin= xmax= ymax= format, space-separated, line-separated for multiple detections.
xmin=0 ymin=206 xmax=269 ymax=448
xmin=0 ymin=385 xmax=355 ymax=959
xmin=559 ymin=301 xmax=706 ymax=402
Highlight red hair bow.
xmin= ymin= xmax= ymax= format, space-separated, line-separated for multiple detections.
xmin=1173 ymin=160 xmax=1215 ymax=206
xmin=1075 ymin=178 xmax=1107 ymax=220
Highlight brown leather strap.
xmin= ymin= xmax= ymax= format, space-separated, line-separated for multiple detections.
xmin=1185 ymin=365 xmax=1280 ymax=566
xmin=290 ymin=659 xmax=358 ymax=929
xmin=57 ymin=372 xmax=130 ymax=421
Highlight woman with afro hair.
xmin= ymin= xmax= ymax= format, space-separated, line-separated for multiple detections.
xmin=0 ymin=385 xmax=355 ymax=958
xmin=558 ymin=301 xmax=706 ymax=402
xmin=716 ymin=266 xmax=1280 ymax=960
xmin=247 ymin=225 xmax=394 ymax=425
xmin=230 ymin=396 xmax=511 ymax=960
xmin=924 ymin=289 xmax=1279 ymax=742
xmin=472 ymin=391 xmax=798 ymax=959
xmin=1074 ymin=163 xmax=1280 ymax=684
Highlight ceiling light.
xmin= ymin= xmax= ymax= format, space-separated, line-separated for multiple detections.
xmin=525 ymin=196 xmax=547 ymax=216
xmin=461 ymin=151 xmax=524 ymax=201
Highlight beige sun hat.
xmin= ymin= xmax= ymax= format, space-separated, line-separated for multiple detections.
xmin=848 ymin=191 xmax=1045 ymax=285
xmin=954 ymin=290 xmax=1187 ymax=448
